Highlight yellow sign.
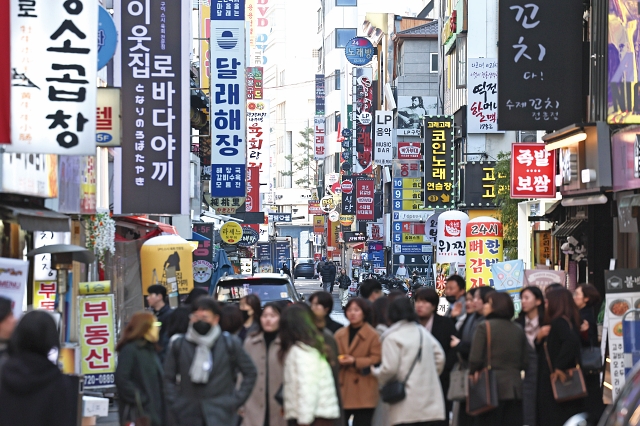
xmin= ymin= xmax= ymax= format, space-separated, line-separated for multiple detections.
xmin=403 ymin=234 xmax=429 ymax=243
xmin=198 ymin=1 xmax=210 ymax=92
xmin=465 ymin=218 xmax=504 ymax=289
xmin=400 ymin=200 xmax=424 ymax=210
xmin=398 ymin=178 xmax=422 ymax=189
xmin=141 ymin=235 xmax=194 ymax=295
xmin=339 ymin=215 xmax=354 ymax=226
xmin=79 ymin=280 xmax=111 ymax=295
xmin=79 ymin=295 xmax=116 ymax=388
xmin=33 ymin=281 xmax=56 ymax=311
xmin=220 ymin=221 xmax=243 ymax=244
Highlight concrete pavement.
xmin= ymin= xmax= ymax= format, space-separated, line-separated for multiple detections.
xmin=293 ymin=277 xmax=348 ymax=326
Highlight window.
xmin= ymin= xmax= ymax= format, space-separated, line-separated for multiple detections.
xmin=336 ymin=0 xmax=357 ymax=5
xmin=336 ymin=28 xmax=356 ymax=48
xmin=335 ymin=69 xmax=341 ymax=90
xmin=456 ymin=35 xmax=467 ymax=88
xmin=430 ymin=52 xmax=438 ymax=73
xmin=317 ymin=8 xmax=323 ymax=32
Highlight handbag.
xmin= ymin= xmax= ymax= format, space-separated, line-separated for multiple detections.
xmin=544 ymin=342 xmax=587 ymax=403
xmin=123 ymin=391 xmax=151 ymax=426
xmin=447 ymin=356 xmax=469 ymax=401
xmin=380 ymin=325 xmax=423 ymax=404
xmin=580 ymin=346 xmax=602 ymax=372
xmin=466 ymin=321 xmax=499 ymax=416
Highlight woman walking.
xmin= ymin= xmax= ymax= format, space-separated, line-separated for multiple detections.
xmin=537 ymin=288 xmax=586 ymax=426
xmin=469 ymin=292 xmax=528 ymax=426
xmin=0 ymin=311 xmax=78 ymax=426
xmin=115 ymin=311 xmax=166 ymax=426
xmin=242 ymin=302 xmax=286 ymax=426
xmin=334 ymin=298 xmax=382 ymax=426
xmin=374 ymin=297 xmax=445 ymax=426
xmin=280 ymin=304 xmax=340 ymax=426
xmin=239 ymin=294 xmax=262 ymax=341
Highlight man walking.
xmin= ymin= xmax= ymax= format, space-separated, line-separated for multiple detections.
xmin=321 ymin=259 xmax=337 ymax=293
xmin=444 ymin=275 xmax=467 ymax=330
xmin=336 ymin=268 xmax=351 ymax=308
xmin=164 ymin=297 xmax=257 ymax=426
xmin=147 ymin=284 xmax=173 ymax=362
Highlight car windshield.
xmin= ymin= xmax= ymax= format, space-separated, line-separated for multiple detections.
xmin=297 ymin=258 xmax=313 ymax=264
xmin=215 ymin=278 xmax=291 ymax=303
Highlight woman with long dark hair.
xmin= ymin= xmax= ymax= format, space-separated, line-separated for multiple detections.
xmin=241 ymin=302 xmax=286 ymax=426
xmin=537 ymin=288 xmax=585 ymax=426
xmin=239 ymin=294 xmax=262 ymax=341
xmin=0 ymin=311 xmax=77 ymax=426
xmin=115 ymin=311 xmax=166 ymax=426
xmin=280 ymin=304 xmax=340 ymax=426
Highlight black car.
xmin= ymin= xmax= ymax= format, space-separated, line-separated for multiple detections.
xmin=212 ymin=273 xmax=304 ymax=305
xmin=294 ymin=258 xmax=316 ymax=279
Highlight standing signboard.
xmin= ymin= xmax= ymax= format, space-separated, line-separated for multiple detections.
xmin=374 ymin=111 xmax=393 ymax=166
xmin=510 ymin=143 xmax=556 ymax=198
xmin=0 ymin=258 xmax=28 ymax=318
xmin=498 ymin=0 xmax=583 ymax=130
xmin=467 ymin=59 xmax=500 ymax=133
xmin=424 ymin=116 xmax=455 ymax=209
xmin=79 ymin=294 xmax=116 ymax=388
xmin=207 ymin=0 xmax=247 ymax=213
xmin=114 ymin=0 xmax=190 ymax=214
xmin=9 ymin=0 xmax=98 ymax=155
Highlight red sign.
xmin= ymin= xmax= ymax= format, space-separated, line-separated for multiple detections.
xmin=444 ymin=220 xmax=462 ymax=237
xmin=355 ymin=178 xmax=375 ymax=221
xmin=354 ymin=71 xmax=373 ymax=174
xmin=0 ymin=1 xmax=9 ymax=143
xmin=397 ymin=142 xmax=422 ymax=160
xmin=308 ymin=201 xmax=323 ymax=215
xmin=341 ymin=180 xmax=353 ymax=194
xmin=510 ymin=143 xmax=556 ymax=198
xmin=245 ymin=166 xmax=260 ymax=232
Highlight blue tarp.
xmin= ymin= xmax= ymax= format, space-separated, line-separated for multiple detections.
xmin=209 ymin=249 xmax=233 ymax=295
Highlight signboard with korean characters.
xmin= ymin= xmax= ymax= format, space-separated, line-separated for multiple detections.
xmin=9 ymin=0 xmax=98 ymax=155
xmin=463 ymin=161 xmax=497 ymax=208
xmin=308 ymin=200 xmax=323 ymax=215
xmin=247 ymin=100 xmax=270 ymax=188
xmin=511 ymin=143 xmax=556 ymax=198
xmin=424 ymin=116 xmax=455 ymax=208
xmin=393 ymin=253 xmax=433 ymax=277
xmin=467 ymin=58 xmax=500 ymax=133
xmin=343 ymin=231 xmax=367 ymax=244
xmin=374 ymin=111 xmax=393 ymax=166
xmin=114 ymin=0 xmax=190 ymax=214
xmin=355 ymin=177 xmax=375 ymax=221
xmin=393 ymin=159 xmax=424 ymax=211
xmin=315 ymin=74 xmax=325 ymax=116
xmin=192 ymin=223 xmax=214 ymax=288
xmin=393 ymin=222 xmax=431 ymax=244
xmin=246 ymin=67 xmax=263 ymax=100
xmin=79 ymin=294 xmax=116 ymax=388
xmin=96 ymin=88 xmax=121 ymax=147
xmin=344 ymin=37 xmax=374 ymax=66
xmin=220 ymin=221 xmax=243 ymax=244
xmin=268 ymin=213 xmax=292 ymax=223
xmin=465 ymin=217 xmax=503 ymax=289
xmin=342 ymin=176 xmax=356 ymax=215
xmin=436 ymin=211 xmax=469 ymax=293
xmin=352 ymin=67 xmax=373 ymax=174
xmin=397 ymin=142 xmax=423 ymax=160
xmin=33 ymin=281 xmax=57 ymax=312
xmin=314 ymin=116 xmax=326 ymax=160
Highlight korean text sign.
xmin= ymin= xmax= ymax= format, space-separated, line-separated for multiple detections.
xmin=463 ymin=161 xmax=497 ymax=207
xmin=424 ymin=116 xmax=454 ymax=208
xmin=467 ymin=58 xmax=499 ymax=133
xmin=210 ymin=0 xmax=247 ymax=200
xmin=9 ymin=0 xmax=97 ymax=155
xmin=247 ymin=100 xmax=270 ymax=188
xmin=79 ymin=294 xmax=116 ymax=388
xmin=355 ymin=177 xmax=374 ymax=221
xmin=465 ymin=217 xmax=503 ymax=289
xmin=315 ymin=74 xmax=325 ymax=116
xmin=498 ymin=0 xmax=583 ymax=130
xmin=0 ymin=258 xmax=28 ymax=319
xmin=510 ymin=143 xmax=556 ymax=198
xmin=115 ymin=0 xmax=190 ymax=214
xmin=353 ymin=68 xmax=373 ymax=174
xmin=314 ymin=116 xmax=326 ymax=160
xmin=374 ymin=111 xmax=393 ymax=166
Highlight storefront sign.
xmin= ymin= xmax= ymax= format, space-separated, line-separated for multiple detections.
xmin=523 ymin=269 xmax=566 ymax=288
xmin=308 ymin=200 xmax=323 ymax=215
xmin=268 ymin=213 xmax=292 ymax=223
xmin=611 ymin=126 xmax=640 ymax=191
xmin=314 ymin=116 xmax=326 ymax=160
xmin=220 ymin=221 xmax=243 ymax=244
xmin=374 ymin=111 xmax=393 ymax=166
xmin=1 ymin=153 xmax=58 ymax=198
xmin=467 ymin=59 xmax=499 ymax=133
xmin=355 ymin=177 xmax=374 ymax=221
xmin=392 ymin=210 xmax=433 ymax=222
xmin=79 ymin=295 xmax=116 ymax=388
xmin=140 ymin=235 xmax=194 ymax=295
xmin=192 ymin=223 xmax=214 ymax=287
xmin=436 ymin=210 xmax=469 ymax=265
xmin=342 ymin=176 xmax=356 ymax=215
xmin=533 ymin=230 xmax=552 ymax=265
xmin=9 ymin=0 xmax=98 ymax=155
xmin=464 ymin=161 xmax=497 ymax=207
xmin=353 ymin=68 xmax=373 ymax=174
xmin=510 ymin=143 xmax=556 ymax=198
xmin=246 ymin=166 xmax=260 ymax=213
xmin=58 ymin=156 xmax=97 ymax=214
xmin=254 ymin=0 xmax=270 ymax=65
xmin=313 ymin=215 xmax=325 ymax=233
xmin=98 ymin=5 xmax=118 ymax=70
xmin=397 ymin=142 xmax=423 ymax=160
xmin=393 ymin=243 xmax=432 ymax=254
xmin=238 ymin=227 xmax=259 ymax=247
xmin=344 ymin=37 xmax=374 ymax=66
xmin=393 ymin=254 xmax=432 ymax=277
xmin=465 ymin=217 xmax=503 ymax=289
xmin=246 ymin=67 xmax=263 ymax=100
xmin=115 ymin=0 xmax=190 ymax=214
xmin=96 ymin=88 xmax=121 ymax=146
xmin=498 ymin=0 xmax=583 ymax=130
xmin=0 ymin=258 xmax=28 ymax=318
xmin=33 ymin=281 xmax=57 ymax=311
xmin=340 ymin=215 xmax=354 ymax=227
xmin=79 ymin=280 xmax=111 ymax=295
xmin=397 ymin=97 xmax=438 ymax=135
xmin=247 ymin=99 xmax=270 ymax=187
xmin=343 ymin=232 xmax=367 ymax=244
xmin=315 ymin=74 xmax=325 ymax=116
xmin=424 ymin=116 xmax=455 ymax=208
xmin=209 ymin=0 xmax=246 ymax=207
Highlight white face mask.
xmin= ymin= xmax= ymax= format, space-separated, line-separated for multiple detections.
xmin=47 ymin=347 xmax=59 ymax=365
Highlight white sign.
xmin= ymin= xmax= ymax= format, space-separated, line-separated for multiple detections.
xmin=467 ymin=58 xmax=501 ymax=133
xmin=374 ymin=111 xmax=393 ymax=166
xmin=0 ymin=258 xmax=29 ymax=319
xmin=34 ymin=230 xmax=71 ymax=281
xmin=247 ymin=100 xmax=271 ymax=190
xmin=436 ymin=210 xmax=469 ymax=264
xmin=314 ymin=116 xmax=326 ymax=160
xmin=396 ymin=96 xmax=437 ymax=136
xmin=1 ymin=153 xmax=58 ymax=198
xmin=392 ymin=210 xmax=434 ymax=222
xmin=10 ymin=0 xmax=98 ymax=155
xmin=96 ymin=88 xmax=121 ymax=147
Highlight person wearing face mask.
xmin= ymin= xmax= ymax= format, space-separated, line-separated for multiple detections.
xmin=115 ymin=311 xmax=166 ymax=426
xmin=239 ymin=294 xmax=262 ymax=341
xmin=444 ymin=275 xmax=467 ymax=331
xmin=241 ymin=302 xmax=286 ymax=426
xmin=164 ymin=297 xmax=257 ymax=426
xmin=0 ymin=310 xmax=77 ymax=426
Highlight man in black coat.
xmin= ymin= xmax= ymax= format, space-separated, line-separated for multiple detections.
xmin=147 ymin=284 xmax=173 ymax=362
xmin=321 ymin=260 xmax=337 ymax=293
xmin=415 ymin=288 xmax=457 ymax=426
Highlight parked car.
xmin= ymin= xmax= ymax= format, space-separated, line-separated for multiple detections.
xmin=294 ymin=258 xmax=316 ymax=279
xmin=212 ymin=273 xmax=304 ymax=306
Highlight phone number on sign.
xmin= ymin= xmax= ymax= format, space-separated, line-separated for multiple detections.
xmin=84 ymin=373 xmax=115 ymax=387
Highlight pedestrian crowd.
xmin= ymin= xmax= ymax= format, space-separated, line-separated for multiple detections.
xmin=0 ymin=275 xmax=606 ymax=426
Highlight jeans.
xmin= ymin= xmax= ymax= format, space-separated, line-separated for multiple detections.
xmin=338 ymin=288 xmax=349 ymax=307
xmin=322 ymin=281 xmax=333 ymax=293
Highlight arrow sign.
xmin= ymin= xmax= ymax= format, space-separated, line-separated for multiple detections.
xmin=441 ymin=193 xmax=451 ymax=203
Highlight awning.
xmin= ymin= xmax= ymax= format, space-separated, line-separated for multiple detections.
xmin=26 ymin=244 xmax=95 ymax=264
xmin=190 ymin=231 xmax=210 ymax=241
xmin=115 ymin=216 xmax=178 ymax=241
xmin=552 ymin=219 xmax=585 ymax=238
xmin=0 ymin=205 xmax=71 ymax=232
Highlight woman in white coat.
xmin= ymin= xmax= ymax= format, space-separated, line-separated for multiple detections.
xmin=373 ymin=297 xmax=446 ymax=426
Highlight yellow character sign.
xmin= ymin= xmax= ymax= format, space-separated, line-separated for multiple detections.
xmin=220 ymin=221 xmax=243 ymax=244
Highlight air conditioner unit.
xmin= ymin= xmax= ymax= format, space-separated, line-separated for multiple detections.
xmin=517 ymin=131 xmax=538 ymax=143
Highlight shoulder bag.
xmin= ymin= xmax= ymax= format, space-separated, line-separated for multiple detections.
xmin=544 ymin=341 xmax=587 ymax=402
xmin=447 ymin=354 xmax=469 ymax=401
xmin=580 ymin=345 xmax=602 ymax=372
xmin=123 ymin=390 xmax=151 ymax=426
xmin=380 ymin=325 xmax=423 ymax=404
xmin=466 ymin=321 xmax=499 ymax=416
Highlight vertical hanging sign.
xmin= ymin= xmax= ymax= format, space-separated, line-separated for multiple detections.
xmin=353 ymin=68 xmax=373 ymax=174
xmin=314 ymin=116 xmax=326 ymax=160
xmin=374 ymin=111 xmax=393 ymax=166
xmin=355 ymin=177 xmax=375 ymax=221
xmin=467 ymin=58 xmax=499 ymax=133
xmin=315 ymin=74 xmax=325 ymax=116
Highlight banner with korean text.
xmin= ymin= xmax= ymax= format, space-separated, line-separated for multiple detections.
xmin=374 ymin=111 xmax=393 ymax=166
xmin=114 ymin=0 xmax=190 ymax=214
xmin=467 ymin=58 xmax=499 ymax=133
xmin=314 ymin=116 xmax=326 ymax=160
xmin=79 ymin=294 xmax=116 ymax=388
xmin=9 ymin=0 xmax=97 ymax=154
xmin=510 ymin=143 xmax=556 ymax=198
xmin=247 ymin=99 xmax=269 ymax=190
xmin=465 ymin=217 xmax=503 ymax=289
xmin=209 ymin=0 xmax=247 ymax=213
xmin=424 ymin=116 xmax=455 ymax=208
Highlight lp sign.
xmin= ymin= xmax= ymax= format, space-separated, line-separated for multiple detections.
xmin=375 ymin=111 xmax=393 ymax=166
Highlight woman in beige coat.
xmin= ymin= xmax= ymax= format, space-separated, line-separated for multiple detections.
xmin=241 ymin=302 xmax=286 ymax=426
xmin=373 ymin=297 xmax=446 ymax=426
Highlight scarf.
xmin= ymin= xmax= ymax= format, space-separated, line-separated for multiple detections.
xmin=185 ymin=323 xmax=221 ymax=384
xmin=524 ymin=315 xmax=539 ymax=347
